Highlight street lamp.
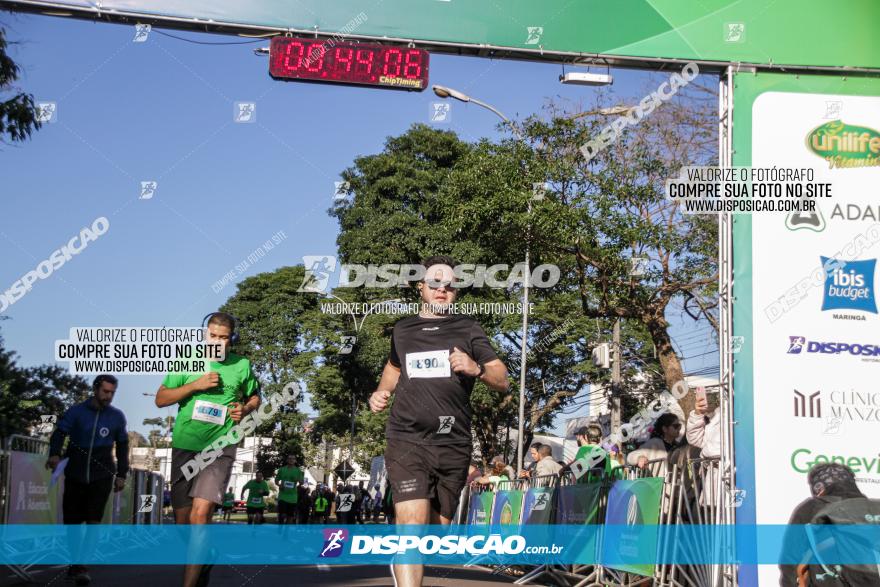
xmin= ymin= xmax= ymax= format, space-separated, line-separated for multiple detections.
xmin=433 ymin=85 xmax=527 ymax=144
xmin=432 ymin=84 xmax=531 ymax=474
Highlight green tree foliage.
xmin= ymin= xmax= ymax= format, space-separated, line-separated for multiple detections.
xmin=221 ymin=266 xmax=317 ymax=475
xmin=0 ymin=329 xmax=90 ymax=438
xmin=127 ymin=431 xmax=148 ymax=448
xmin=438 ymin=86 xmax=718 ymax=416
xmin=0 ymin=26 xmax=41 ymax=144
xmin=326 ymin=115 xmax=694 ymax=460
xmin=218 ymin=82 xmax=717 ymax=467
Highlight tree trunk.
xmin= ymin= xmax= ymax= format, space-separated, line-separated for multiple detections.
xmin=645 ymin=318 xmax=694 ymax=418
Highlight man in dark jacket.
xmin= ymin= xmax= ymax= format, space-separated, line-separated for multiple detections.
xmin=47 ymin=374 xmax=128 ymax=585
xmin=780 ymin=463 xmax=878 ymax=586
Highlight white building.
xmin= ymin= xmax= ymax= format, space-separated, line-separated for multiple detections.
xmin=131 ymin=436 xmax=368 ymax=496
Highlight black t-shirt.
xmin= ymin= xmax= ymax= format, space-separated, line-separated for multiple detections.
xmin=386 ymin=314 xmax=499 ymax=446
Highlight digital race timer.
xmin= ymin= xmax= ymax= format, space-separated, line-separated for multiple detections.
xmin=269 ymin=37 xmax=429 ymax=91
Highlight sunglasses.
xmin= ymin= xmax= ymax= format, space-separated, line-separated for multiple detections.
xmin=424 ymin=279 xmax=457 ymax=290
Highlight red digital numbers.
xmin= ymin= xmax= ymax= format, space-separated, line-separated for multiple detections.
xmin=270 ymin=38 xmax=429 ymax=91
xmin=335 ymin=47 xmax=354 ymax=73
xmin=355 ymin=49 xmax=375 ymax=76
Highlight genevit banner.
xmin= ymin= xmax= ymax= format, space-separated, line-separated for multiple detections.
xmin=731 ymin=72 xmax=880 ymax=586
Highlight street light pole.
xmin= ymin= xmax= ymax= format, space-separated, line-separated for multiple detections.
xmin=432 ymin=85 xmax=531 ymax=473
xmin=517 ymin=200 xmax=530 ymax=474
xmin=611 ymin=319 xmax=622 ymax=448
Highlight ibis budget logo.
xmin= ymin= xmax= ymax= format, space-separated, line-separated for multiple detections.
xmin=821 ymin=257 xmax=877 ymax=314
xmin=806 ymin=120 xmax=880 ymax=169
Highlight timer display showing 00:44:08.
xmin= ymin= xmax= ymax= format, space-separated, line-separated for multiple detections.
xmin=269 ymin=38 xmax=429 ymax=91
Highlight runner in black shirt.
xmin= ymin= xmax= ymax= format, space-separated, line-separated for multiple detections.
xmin=369 ymin=256 xmax=509 ymax=587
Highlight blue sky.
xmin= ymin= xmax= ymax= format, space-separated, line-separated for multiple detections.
xmin=1 ymin=14 xmax=717 ymax=436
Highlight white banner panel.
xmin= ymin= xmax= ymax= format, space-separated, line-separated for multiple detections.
xmin=750 ymin=91 xmax=880 ymax=585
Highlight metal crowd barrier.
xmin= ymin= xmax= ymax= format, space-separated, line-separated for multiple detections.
xmin=656 ymin=457 xmax=725 ymax=587
xmin=454 ymin=455 xmax=727 ymax=587
xmin=2 ymin=435 xmax=60 ymax=581
xmin=2 ymin=434 xmax=166 ymax=581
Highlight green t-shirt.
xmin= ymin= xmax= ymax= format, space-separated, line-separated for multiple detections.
xmin=222 ymin=492 xmax=235 ymax=507
xmin=314 ymin=495 xmax=329 ymax=513
xmin=243 ymin=480 xmax=270 ymax=508
xmin=163 ymin=353 xmax=260 ymax=451
xmin=276 ymin=466 xmax=304 ymax=504
xmin=574 ymin=444 xmax=612 ymax=481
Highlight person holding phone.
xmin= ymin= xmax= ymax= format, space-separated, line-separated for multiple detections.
xmin=686 ymin=386 xmax=721 ymax=458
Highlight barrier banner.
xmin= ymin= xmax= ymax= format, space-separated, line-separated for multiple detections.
xmin=556 ymin=481 xmax=602 ymax=563
xmin=106 ymin=480 xmax=135 ymax=524
xmin=490 ymin=490 xmax=523 ymax=526
xmin=602 ymin=477 xmax=663 ymax=576
xmin=466 ymin=491 xmax=493 ymax=525
xmin=556 ymin=482 xmax=601 ymax=524
xmin=149 ymin=474 xmax=164 ymax=524
xmin=6 ymin=451 xmax=63 ymax=524
xmin=521 ymin=487 xmax=554 ymax=525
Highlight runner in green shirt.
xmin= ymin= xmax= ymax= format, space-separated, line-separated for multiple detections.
xmin=241 ymin=472 xmax=270 ymax=525
xmin=274 ymin=455 xmax=305 ymax=525
xmin=313 ymin=489 xmax=330 ymax=524
xmin=155 ymin=313 xmax=261 ymax=587
xmin=221 ymin=487 xmax=235 ymax=522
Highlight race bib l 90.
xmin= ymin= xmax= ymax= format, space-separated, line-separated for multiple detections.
xmin=405 ymin=350 xmax=450 ymax=378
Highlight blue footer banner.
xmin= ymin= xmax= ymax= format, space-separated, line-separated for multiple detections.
xmin=1 ymin=524 xmax=879 ymax=566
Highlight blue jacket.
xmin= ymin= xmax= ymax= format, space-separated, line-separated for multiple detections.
xmin=49 ymin=399 xmax=129 ymax=483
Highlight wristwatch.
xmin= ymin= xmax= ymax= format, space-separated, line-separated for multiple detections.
xmin=476 ymin=363 xmax=486 ymax=378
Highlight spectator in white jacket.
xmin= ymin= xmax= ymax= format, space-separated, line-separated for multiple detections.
xmin=686 ymin=390 xmax=721 ymax=458
xmin=626 ymin=413 xmax=683 ymax=474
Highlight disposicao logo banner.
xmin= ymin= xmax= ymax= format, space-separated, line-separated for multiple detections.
xmin=806 ymin=120 xmax=880 ymax=169
xmin=3 ymin=525 xmax=880 ymax=565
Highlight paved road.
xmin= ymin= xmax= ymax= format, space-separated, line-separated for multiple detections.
xmin=2 ymin=564 xmax=524 ymax=586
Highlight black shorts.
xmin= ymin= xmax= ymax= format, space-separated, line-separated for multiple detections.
xmin=246 ymin=506 xmax=265 ymax=515
xmin=385 ymin=439 xmax=471 ymax=519
xmin=277 ymin=500 xmax=298 ymax=516
xmin=62 ymin=476 xmax=114 ymax=524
